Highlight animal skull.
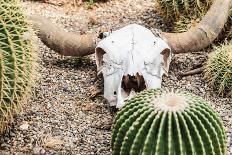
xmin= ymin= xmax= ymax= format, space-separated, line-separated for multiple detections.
xmin=95 ymin=24 xmax=172 ymax=108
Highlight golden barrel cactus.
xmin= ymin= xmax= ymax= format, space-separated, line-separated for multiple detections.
xmin=205 ymin=44 xmax=232 ymax=97
xmin=0 ymin=0 xmax=36 ymax=133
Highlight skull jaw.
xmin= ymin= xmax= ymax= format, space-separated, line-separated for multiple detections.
xmin=115 ymin=87 xmax=137 ymax=109
xmin=104 ymin=73 xmax=163 ymax=109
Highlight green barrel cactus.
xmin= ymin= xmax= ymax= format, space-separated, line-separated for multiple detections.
xmin=205 ymin=44 xmax=232 ymax=96
xmin=0 ymin=0 xmax=36 ymax=133
xmin=111 ymin=89 xmax=226 ymax=155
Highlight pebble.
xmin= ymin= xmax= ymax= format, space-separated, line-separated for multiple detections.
xmin=19 ymin=123 xmax=29 ymax=131
xmin=33 ymin=147 xmax=45 ymax=154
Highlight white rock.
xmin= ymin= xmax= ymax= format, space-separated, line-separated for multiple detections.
xmin=19 ymin=122 xmax=29 ymax=130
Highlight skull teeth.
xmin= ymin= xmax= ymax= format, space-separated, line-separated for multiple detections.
xmin=122 ymin=73 xmax=146 ymax=93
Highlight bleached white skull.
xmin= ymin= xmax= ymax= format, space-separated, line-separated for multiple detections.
xmin=95 ymin=24 xmax=172 ymax=108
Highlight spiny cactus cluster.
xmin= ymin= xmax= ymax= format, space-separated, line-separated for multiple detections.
xmin=156 ymin=0 xmax=232 ymax=38
xmin=205 ymin=44 xmax=232 ymax=97
xmin=156 ymin=0 xmax=212 ymax=20
xmin=0 ymin=0 xmax=36 ymax=133
xmin=111 ymin=89 xmax=226 ymax=155
xmin=156 ymin=0 xmax=213 ymax=32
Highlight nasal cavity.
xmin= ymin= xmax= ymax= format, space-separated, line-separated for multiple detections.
xmin=121 ymin=73 xmax=146 ymax=93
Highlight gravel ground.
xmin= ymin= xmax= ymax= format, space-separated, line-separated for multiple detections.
xmin=0 ymin=0 xmax=231 ymax=154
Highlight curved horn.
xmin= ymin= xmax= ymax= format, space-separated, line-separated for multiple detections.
xmin=162 ymin=0 xmax=232 ymax=54
xmin=29 ymin=15 xmax=97 ymax=56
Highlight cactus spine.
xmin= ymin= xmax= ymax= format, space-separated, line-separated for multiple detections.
xmin=0 ymin=0 xmax=36 ymax=133
xmin=111 ymin=89 xmax=226 ymax=155
xmin=205 ymin=44 xmax=232 ymax=97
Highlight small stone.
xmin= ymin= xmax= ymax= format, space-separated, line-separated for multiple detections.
xmin=40 ymin=148 xmax=46 ymax=154
xmin=199 ymin=88 xmax=205 ymax=95
xmin=33 ymin=147 xmax=42 ymax=154
xmin=47 ymin=102 xmax=51 ymax=109
xmin=19 ymin=122 xmax=29 ymax=130
xmin=63 ymin=85 xmax=69 ymax=92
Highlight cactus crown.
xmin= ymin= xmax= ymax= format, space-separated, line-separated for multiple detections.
xmin=151 ymin=92 xmax=189 ymax=111
xmin=0 ymin=0 xmax=36 ymax=133
xmin=205 ymin=44 xmax=232 ymax=97
xmin=111 ymin=89 xmax=226 ymax=155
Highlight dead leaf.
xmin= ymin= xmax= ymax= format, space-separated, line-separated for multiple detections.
xmin=81 ymin=103 xmax=99 ymax=111
xmin=87 ymin=86 xmax=101 ymax=99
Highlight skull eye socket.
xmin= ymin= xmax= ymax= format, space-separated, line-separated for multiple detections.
xmin=96 ymin=47 xmax=120 ymax=75
xmin=161 ymin=48 xmax=172 ymax=73
xmin=144 ymin=48 xmax=171 ymax=77
xmin=96 ymin=47 xmax=106 ymax=72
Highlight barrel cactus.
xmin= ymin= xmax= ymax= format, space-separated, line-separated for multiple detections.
xmin=157 ymin=0 xmax=232 ymax=40
xmin=111 ymin=89 xmax=226 ymax=155
xmin=205 ymin=44 xmax=232 ymax=97
xmin=156 ymin=0 xmax=213 ymax=32
xmin=156 ymin=0 xmax=212 ymax=20
xmin=0 ymin=0 xmax=36 ymax=133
